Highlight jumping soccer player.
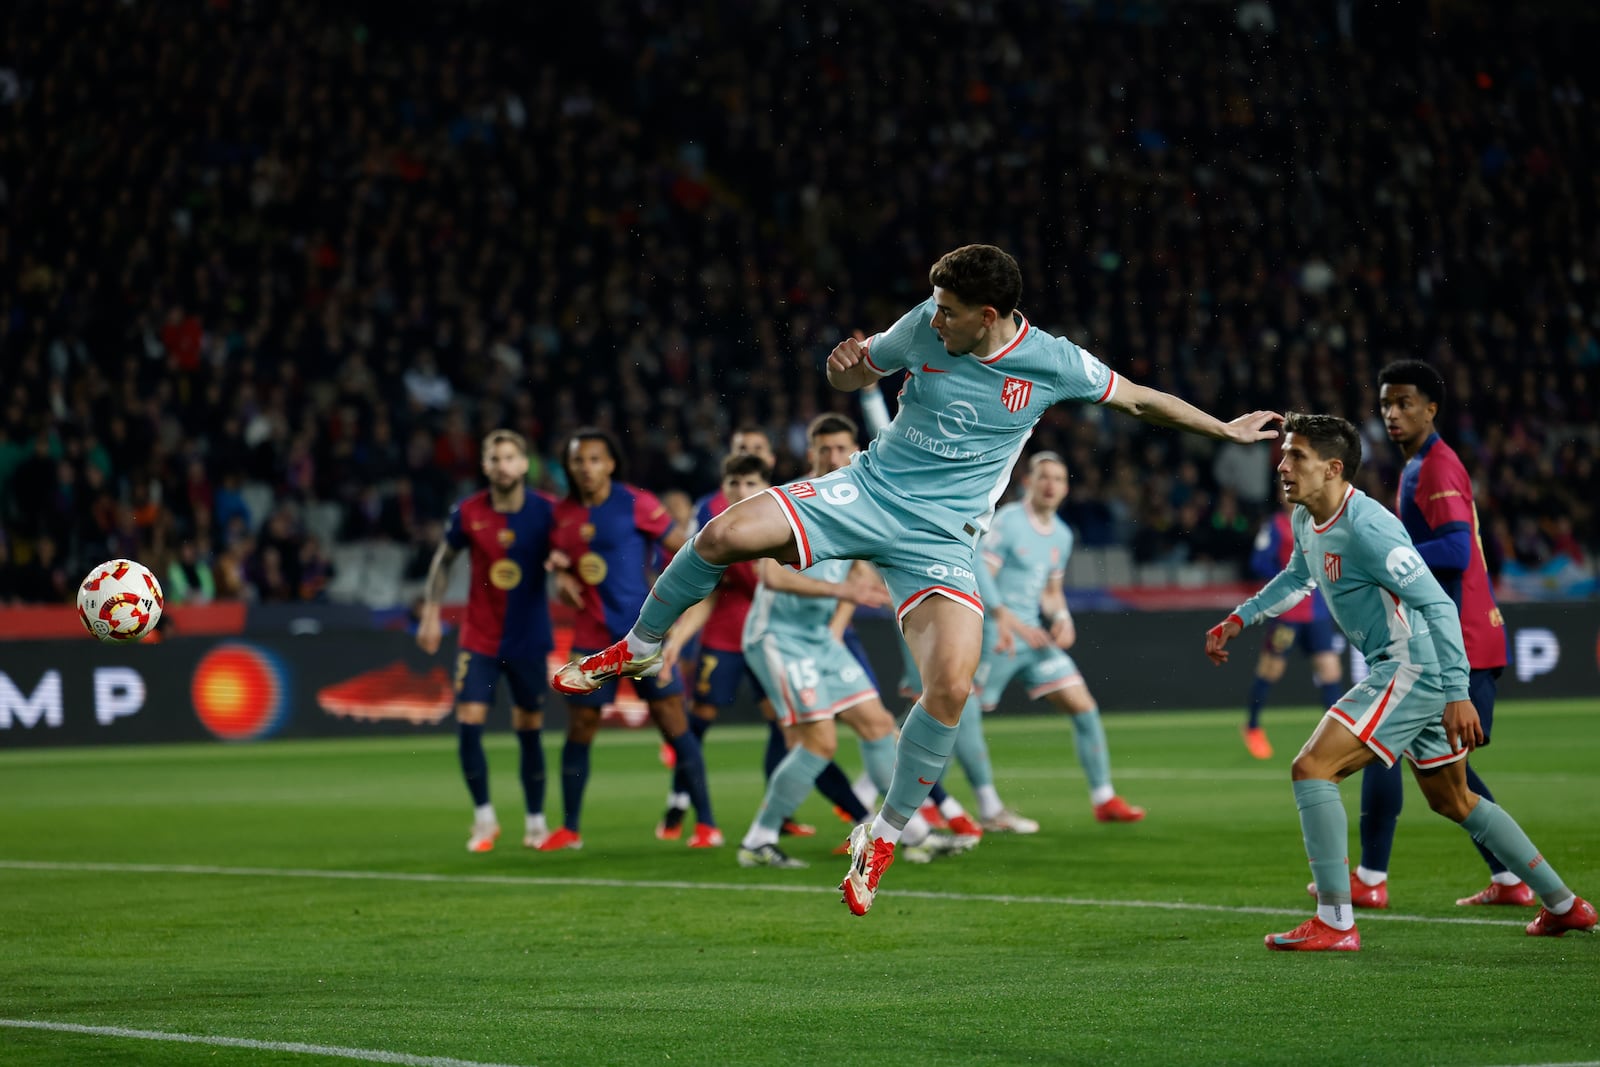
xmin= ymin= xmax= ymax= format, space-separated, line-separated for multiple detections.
xmin=417 ymin=430 xmax=558 ymax=853
xmin=555 ymin=244 xmax=1280 ymax=915
xmin=1206 ymin=413 xmax=1594 ymax=951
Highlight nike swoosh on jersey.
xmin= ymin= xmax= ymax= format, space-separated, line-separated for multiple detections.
xmin=920 ymin=363 xmax=948 ymax=373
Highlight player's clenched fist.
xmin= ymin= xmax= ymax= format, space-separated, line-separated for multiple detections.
xmin=827 ymin=330 xmax=870 ymax=374
xmin=1205 ymin=613 xmax=1243 ymax=665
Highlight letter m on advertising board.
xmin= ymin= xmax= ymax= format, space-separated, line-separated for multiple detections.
xmin=0 ymin=670 xmax=64 ymax=729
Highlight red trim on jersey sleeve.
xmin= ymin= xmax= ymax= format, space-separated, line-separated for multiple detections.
xmin=860 ymin=339 xmax=889 ymax=377
xmin=1094 ymin=370 xmax=1120 ymax=404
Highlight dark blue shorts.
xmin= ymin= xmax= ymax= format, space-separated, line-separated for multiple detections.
xmin=454 ymin=649 xmax=547 ymax=711
xmin=840 ymin=626 xmax=880 ymax=691
xmin=563 ymin=645 xmax=684 ymax=708
xmin=1262 ymin=617 xmax=1337 ymax=657
xmin=691 ymin=647 xmax=765 ymax=707
xmin=1469 ymin=666 xmax=1500 ymax=742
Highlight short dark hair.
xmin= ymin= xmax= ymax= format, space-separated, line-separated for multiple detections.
xmin=929 ymin=244 xmax=1023 ymax=316
xmin=730 ymin=423 xmax=770 ymax=445
xmin=1283 ymin=413 xmax=1362 ymax=480
xmin=807 ymin=413 xmax=858 ymax=442
xmin=562 ymin=426 xmax=625 ymax=497
xmin=1378 ymin=360 xmax=1446 ymax=408
xmin=721 ymin=452 xmax=771 ymax=481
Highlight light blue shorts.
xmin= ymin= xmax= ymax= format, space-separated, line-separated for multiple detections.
xmin=746 ymin=631 xmax=880 ymax=727
xmin=974 ymin=631 xmax=1082 ymax=711
xmin=1326 ymin=660 xmax=1467 ymax=769
xmin=764 ymin=464 xmax=983 ymax=624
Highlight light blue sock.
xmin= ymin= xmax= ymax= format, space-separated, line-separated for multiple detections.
xmin=1460 ymin=799 xmax=1571 ymax=906
xmin=1069 ymin=707 xmax=1112 ymax=792
xmin=756 ymin=746 xmax=830 ymax=834
xmin=881 ymin=704 xmax=957 ymax=829
xmin=1294 ymin=779 xmax=1352 ymax=910
xmin=858 ymin=735 xmax=896 ymax=794
xmin=952 ymin=694 xmax=993 ymax=789
xmin=634 ymin=538 xmax=727 ymax=642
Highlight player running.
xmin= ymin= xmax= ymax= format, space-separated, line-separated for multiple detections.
xmin=417 ymin=430 xmax=559 ymax=852
xmin=555 ymin=244 xmax=1280 ymax=915
xmin=1206 ymin=413 xmax=1594 ymax=950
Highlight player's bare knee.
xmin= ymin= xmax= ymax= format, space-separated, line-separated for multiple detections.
xmin=1289 ymin=752 xmax=1332 ymax=781
xmin=919 ymin=675 xmax=971 ymax=722
xmin=456 ymin=702 xmax=488 ymax=726
xmin=511 ymin=708 xmax=543 ymax=732
xmin=1424 ymin=786 xmax=1476 ymax=822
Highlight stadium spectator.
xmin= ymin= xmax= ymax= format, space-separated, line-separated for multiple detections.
xmin=0 ymin=0 xmax=1594 ymax=599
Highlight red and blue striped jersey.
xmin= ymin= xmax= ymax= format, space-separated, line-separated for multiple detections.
xmin=551 ymin=483 xmax=675 ymax=647
xmin=444 ymin=489 xmax=557 ymax=660
xmin=692 ymin=488 xmax=759 ymax=653
xmin=1397 ymin=433 xmax=1506 ymax=669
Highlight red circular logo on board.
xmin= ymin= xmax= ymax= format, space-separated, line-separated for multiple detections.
xmin=192 ymin=643 xmax=289 ymax=741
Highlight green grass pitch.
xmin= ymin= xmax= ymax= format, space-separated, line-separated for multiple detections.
xmin=2 ymin=699 xmax=1597 ymax=1066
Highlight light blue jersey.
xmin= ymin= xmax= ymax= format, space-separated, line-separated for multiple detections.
xmin=1233 ymin=487 xmax=1470 ymax=703
xmin=743 ymin=558 xmax=852 ymax=645
xmin=742 ymin=558 xmax=878 ymax=726
xmin=981 ymin=502 xmax=1074 ymax=622
xmin=858 ymin=297 xmax=1119 ymax=532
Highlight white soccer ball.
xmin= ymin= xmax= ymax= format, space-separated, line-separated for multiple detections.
xmin=77 ymin=559 xmax=165 ymax=643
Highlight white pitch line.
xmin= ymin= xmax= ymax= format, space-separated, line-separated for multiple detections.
xmin=0 ymin=859 xmax=1538 ymax=928
xmin=0 ymin=1018 xmax=533 ymax=1067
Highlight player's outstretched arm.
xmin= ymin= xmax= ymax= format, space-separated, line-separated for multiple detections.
xmin=416 ymin=542 xmax=459 ymax=655
xmin=1105 ymin=380 xmax=1282 ymax=444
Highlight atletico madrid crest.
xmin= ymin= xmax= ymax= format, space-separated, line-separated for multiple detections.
xmin=1324 ymin=553 xmax=1342 ymax=583
xmin=1001 ymin=376 xmax=1033 ymax=413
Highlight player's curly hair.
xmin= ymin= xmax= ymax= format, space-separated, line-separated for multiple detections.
xmin=929 ymin=244 xmax=1023 ymax=315
xmin=1378 ymin=359 xmax=1446 ymax=408
xmin=1284 ymin=413 xmax=1362 ymax=479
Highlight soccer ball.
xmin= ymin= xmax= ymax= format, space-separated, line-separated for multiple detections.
xmin=77 ymin=559 xmax=165 ymax=643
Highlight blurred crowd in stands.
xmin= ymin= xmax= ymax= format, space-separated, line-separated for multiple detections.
xmin=1 ymin=0 xmax=1596 ymax=605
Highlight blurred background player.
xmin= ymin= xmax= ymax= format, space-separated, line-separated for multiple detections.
xmin=657 ymin=453 xmax=791 ymax=837
xmin=736 ymin=551 xmax=904 ymax=868
xmin=1343 ymin=360 xmax=1525 ymax=908
xmin=975 ymin=452 xmax=1144 ymax=825
xmin=416 ymin=430 xmax=558 ymax=853
xmin=546 ymin=428 xmax=719 ymax=851
xmin=1240 ymin=501 xmax=1344 ymax=760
